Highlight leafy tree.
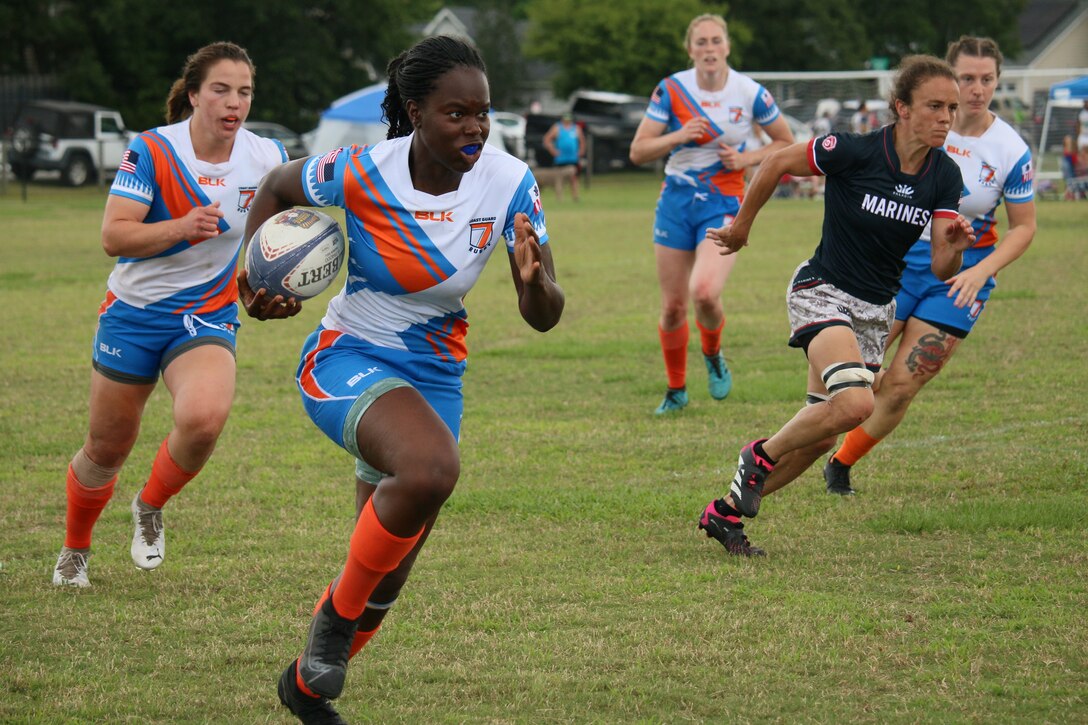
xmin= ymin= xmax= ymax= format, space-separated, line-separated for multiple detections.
xmin=526 ymin=0 xmax=737 ymax=98
xmin=724 ymin=0 xmax=870 ymax=70
xmin=856 ymin=0 xmax=1025 ymax=62
xmin=471 ymin=0 xmax=528 ymax=109
xmin=525 ymin=0 xmax=1029 ymax=99
xmin=6 ymin=0 xmax=437 ymax=133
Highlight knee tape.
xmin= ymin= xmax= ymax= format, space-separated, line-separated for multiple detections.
xmin=821 ymin=362 xmax=874 ymax=397
xmin=354 ymin=457 xmax=386 ymax=486
xmin=71 ymin=448 xmax=122 ymax=488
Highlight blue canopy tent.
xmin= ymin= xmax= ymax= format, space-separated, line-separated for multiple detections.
xmin=308 ymin=82 xmax=389 ymax=156
xmin=1039 ymin=75 xmax=1088 ymax=160
xmin=307 ymin=81 xmax=512 ymax=157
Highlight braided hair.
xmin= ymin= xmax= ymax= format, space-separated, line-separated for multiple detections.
xmin=381 ymin=35 xmax=487 ymax=139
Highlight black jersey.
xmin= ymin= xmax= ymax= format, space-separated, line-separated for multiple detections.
xmin=805 ymin=127 xmax=963 ymax=304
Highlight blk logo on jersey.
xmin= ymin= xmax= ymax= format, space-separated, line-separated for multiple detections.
xmin=893 ymin=184 xmax=914 ymax=198
xmin=237 ymin=187 xmax=256 ymax=212
xmin=822 ymin=136 xmax=837 ymax=151
xmin=468 ymin=218 xmax=496 ymax=254
xmin=978 ymin=163 xmax=997 ymax=186
xmin=415 ymin=210 xmax=454 ymax=222
xmin=198 ymin=176 xmax=226 ymax=187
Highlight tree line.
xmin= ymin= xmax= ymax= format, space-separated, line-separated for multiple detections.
xmin=2 ymin=0 xmax=1026 ymax=134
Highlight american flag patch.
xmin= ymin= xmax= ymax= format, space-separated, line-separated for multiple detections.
xmin=119 ymin=149 xmax=139 ymax=174
xmin=316 ymin=148 xmax=341 ymax=183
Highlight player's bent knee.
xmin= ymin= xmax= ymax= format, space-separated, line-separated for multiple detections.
xmin=397 ymin=448 xmax=460 ymax=509
xmin=173 ymin=413 xmax=226 ymax=453
xmin=876 ymin=373 xmax=925 ymax=410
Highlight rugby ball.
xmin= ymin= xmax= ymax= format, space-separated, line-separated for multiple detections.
xmin=245 ymin=208 xmax=345 ymax=300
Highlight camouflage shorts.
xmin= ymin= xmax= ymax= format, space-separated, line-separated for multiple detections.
xmin=785 ymin=262 xmax=894 ymax=369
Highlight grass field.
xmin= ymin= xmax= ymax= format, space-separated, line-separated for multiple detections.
xmin=1 ymin=175 xmax=1086 ymax=724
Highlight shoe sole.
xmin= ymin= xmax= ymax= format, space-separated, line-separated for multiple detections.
xmin=699 ymin=522 xmax=765 ymax=557
xmin=277 ymin=670 xmax=291 ymax=709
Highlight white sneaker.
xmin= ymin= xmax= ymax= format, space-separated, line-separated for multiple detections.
xmin=130 ymin=493 xmax=165 ymax=570
xmin=53 ymin=546 xmax=91 ymax=587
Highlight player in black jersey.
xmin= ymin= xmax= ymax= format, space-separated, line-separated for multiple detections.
xmin=696 ymin=55 xmax=977 ymax=556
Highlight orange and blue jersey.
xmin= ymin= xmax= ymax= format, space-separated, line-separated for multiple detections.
xmin=920 ymin=117 xmax=1034 ymax=249
xmin=645 ymin=67 xmax=780 ymax=198
xmin=896 ymin=116 xmax=1035 ymax=336
xmin=300 ymin=136 xmax=547 ymax=373
xmin=107 ymin=119 xmax=286 ymax=315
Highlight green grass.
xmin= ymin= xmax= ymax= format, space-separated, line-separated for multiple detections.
xmin=1 ymin=175 xmax=1086 ymax=723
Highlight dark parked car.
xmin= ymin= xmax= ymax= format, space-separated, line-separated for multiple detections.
xmin=244 ymin=121 xmax=309 ymax=159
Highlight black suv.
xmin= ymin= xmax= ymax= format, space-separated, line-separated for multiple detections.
xmin=6 ymin=100 xmax=133 ymax=186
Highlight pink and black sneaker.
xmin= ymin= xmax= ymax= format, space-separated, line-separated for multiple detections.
xmin=729 ymin=438 xmax=774 ymax=518
xmin=698 ymin=500 xmax=765 ymax=557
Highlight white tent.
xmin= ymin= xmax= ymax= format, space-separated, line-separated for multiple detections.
xmin=307 ymin=82 xmax=389 ymax=156
xmin=1038 ymin=75 xmax=1088 ymax=159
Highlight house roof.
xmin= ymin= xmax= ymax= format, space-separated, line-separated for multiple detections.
xmin=1015 ymin=0 xmax=1088 ymax=64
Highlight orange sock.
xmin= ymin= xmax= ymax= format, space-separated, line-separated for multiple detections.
xmin=832 ymin=427 xmax=882 ymax=466
xmin=295 ymin=659 xmax=319 ymax=697
xmin=330 ymin=498 xmax=423 ymax=621
xmin=349 ymin=625 xmax=380 ymax=659
xmin=696 ymin=318 xmax=724 ymax=357
xmin=140 ymin=437 xmax=198 ymax=508
xmin=64 ymin=466 xmax=116 ymax=549
xmin=659 ymin=322 xmax=689 ymax=389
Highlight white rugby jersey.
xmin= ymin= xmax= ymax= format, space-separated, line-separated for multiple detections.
xmin=920 ymin=115 xmax=1033 ymax=248
xmin=645 ymin=67 xmax=780 ymax=197
xmin=301 ymin=136 xmax=547 ymax=365
xmin=107 ymin=120 xmax=286 ymax=313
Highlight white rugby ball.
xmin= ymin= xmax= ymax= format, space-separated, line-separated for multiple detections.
xmin=246 ymin=208 xmax=345 ymax=300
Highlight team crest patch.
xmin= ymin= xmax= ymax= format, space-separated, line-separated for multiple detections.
xmin=728 ymin=106 xmax=744 ymax=123
xmin=822 ymin=136 xmax=837 ymax=151
xmin=237 ymin=186 xmax=257 ymax=212
xmin=978 ymin=162 xmax=997 ymax=186
xmin=468 ymin=217 xmax=496 ymax=254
